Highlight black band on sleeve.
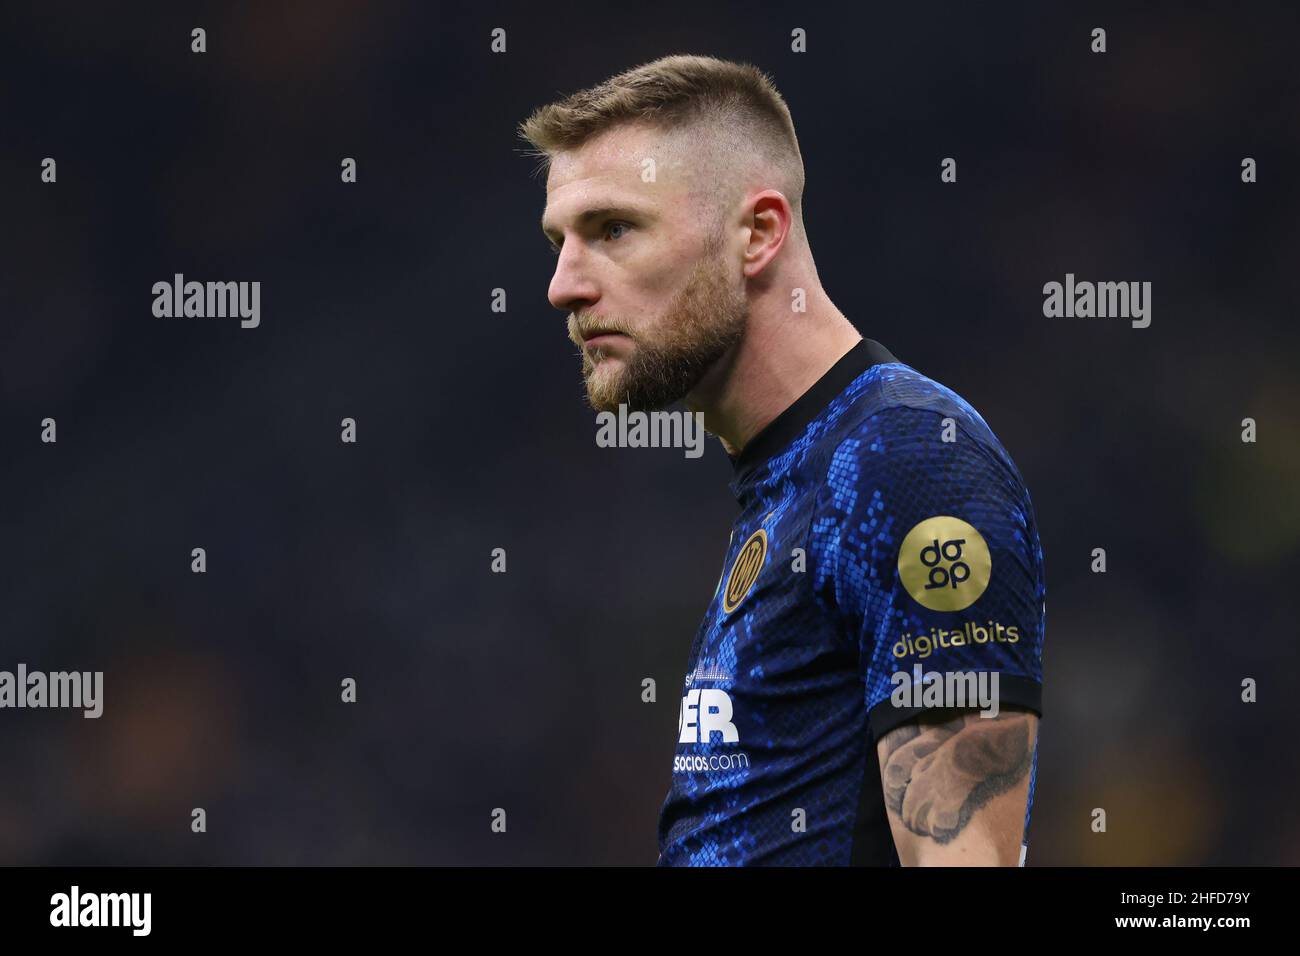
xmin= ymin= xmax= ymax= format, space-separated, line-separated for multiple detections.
xmin=868 ymin=674 xmax=1042 ymax=740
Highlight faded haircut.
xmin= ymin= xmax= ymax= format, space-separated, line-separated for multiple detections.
xmin=518 ymin=54 xmax=806 ymax=238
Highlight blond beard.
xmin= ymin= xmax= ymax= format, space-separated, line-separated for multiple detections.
xmin=567 ymin=247 xmax=748 ymax=413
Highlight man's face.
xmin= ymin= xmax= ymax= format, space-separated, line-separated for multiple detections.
xmin=541 ymin=124 xmax=748 ymax=412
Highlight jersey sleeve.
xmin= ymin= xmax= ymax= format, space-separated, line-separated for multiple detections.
xmin=810 ymin=402 xmax=1046 ymax=739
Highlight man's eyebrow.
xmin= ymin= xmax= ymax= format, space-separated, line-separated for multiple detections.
xmin=540 ymin=204 xmax=652 ymax=242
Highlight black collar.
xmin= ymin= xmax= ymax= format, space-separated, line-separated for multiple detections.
xmin=729 ymin=337 xmax=898 ymax=487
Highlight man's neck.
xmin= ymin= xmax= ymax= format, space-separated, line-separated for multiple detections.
xmin=685 ymin=293 xmax=863 ymax=458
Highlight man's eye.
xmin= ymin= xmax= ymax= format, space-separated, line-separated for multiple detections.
xmin=604 ymin=221 xmax=630 ymax=241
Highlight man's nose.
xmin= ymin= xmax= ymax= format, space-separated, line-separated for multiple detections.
xmin=547 ymin=243 xmax=599 ymax=313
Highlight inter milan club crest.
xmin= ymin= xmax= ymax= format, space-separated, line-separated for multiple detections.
xmin=722 ymin=528 xmax=768 ymax=614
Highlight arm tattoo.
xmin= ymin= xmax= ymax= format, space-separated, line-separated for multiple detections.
xmin=880 ymin=709 xmax=1033 ymax=844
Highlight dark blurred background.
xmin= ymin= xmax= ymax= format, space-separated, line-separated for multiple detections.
xmin=0 ymin=1 xmax=1296 ymax=865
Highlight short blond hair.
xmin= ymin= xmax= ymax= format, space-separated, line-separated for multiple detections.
xmin=518 ymin=54 xmax=805 ymax=231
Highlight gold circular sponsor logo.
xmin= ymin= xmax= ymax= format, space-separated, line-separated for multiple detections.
xmin=897 ymin=516 xmax=991 ymax=612
xmin=722 ymin=528 xmax=768 ymax=614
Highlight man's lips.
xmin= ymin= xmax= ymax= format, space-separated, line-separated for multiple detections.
xmin=581 ymin=331 xmax=630 ymax=349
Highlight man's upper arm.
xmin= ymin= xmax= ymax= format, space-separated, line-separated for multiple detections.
xmin=876 ymin=706 xmax=1038 ymax=865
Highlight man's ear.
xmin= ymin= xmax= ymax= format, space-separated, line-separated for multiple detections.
xmin=742 ymin=190 xmax=793 ymax=277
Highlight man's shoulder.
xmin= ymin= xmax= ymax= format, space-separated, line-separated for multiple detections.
xmin=807 ymin=362 xmax=1043 ymax=603
xmin=830 ymin=362 xmax=1006 ymax=459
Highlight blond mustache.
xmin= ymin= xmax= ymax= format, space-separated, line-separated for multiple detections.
xmin=568 ymin=314 xmax=636 ymax=347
